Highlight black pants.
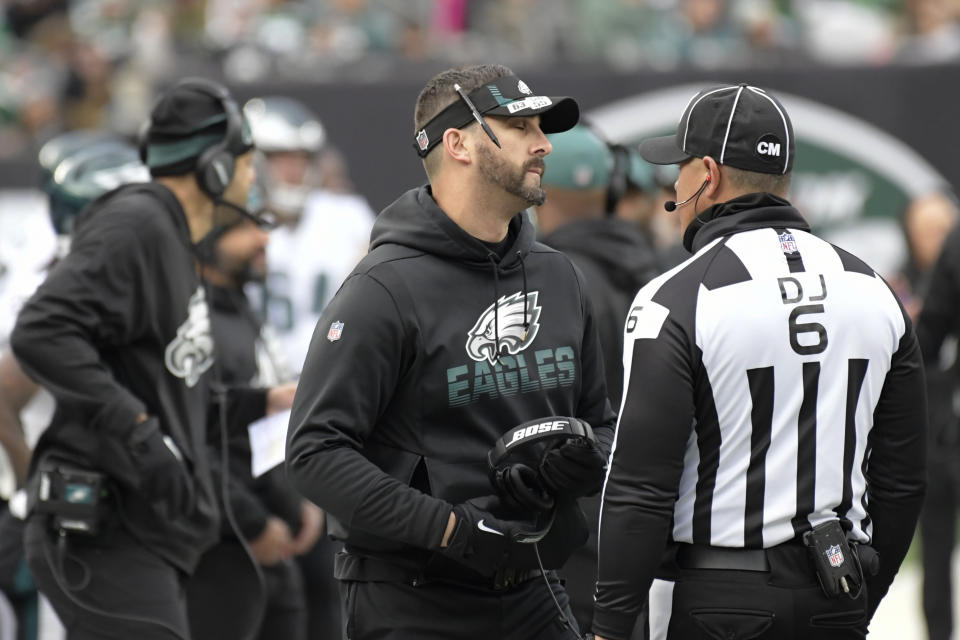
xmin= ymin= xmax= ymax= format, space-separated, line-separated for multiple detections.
xmin=24 ymin=515 xmax=189 ymax=640
xmin=296 ymin=534 xmax=342 ymax=640
xmin=656 ymin=544 xmax=868 ymax=640
xmin=340 ymin=574 xmax=579 ymax=640
xmin=920 ymin=430 xmax=959 ymax=640
xmin=186 ymin=540 xmax=306 ymax=640
xmin=562 ymin=495 xmax=646 ymax=640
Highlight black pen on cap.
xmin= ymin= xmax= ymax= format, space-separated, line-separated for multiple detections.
xmin=454 ymin=83 xmax=501 ymax=149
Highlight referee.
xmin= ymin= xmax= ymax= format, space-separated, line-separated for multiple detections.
xmin=592 ymin=84 xmax=927 ymax=640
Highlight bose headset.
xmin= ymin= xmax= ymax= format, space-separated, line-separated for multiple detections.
xmin=139 ymin=77 xmax=245 ymax=199
xmin=487 ymin=416 xmax=595 ymax=540
xmin=487 ymin=417 xmax=597 ymax=640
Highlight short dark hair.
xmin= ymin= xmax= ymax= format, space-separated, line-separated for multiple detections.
xmin=723 ymin=164 xmax=792 ymax=196
xmin=414 ymin=64 xmax=513 ymax=176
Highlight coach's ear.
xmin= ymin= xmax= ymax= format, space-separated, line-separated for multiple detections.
xmin=442 ymin=128 xmax=472 ymax=166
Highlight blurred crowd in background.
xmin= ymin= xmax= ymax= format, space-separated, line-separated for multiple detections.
xmin=3 ymin=0 xmax=960 ymax=160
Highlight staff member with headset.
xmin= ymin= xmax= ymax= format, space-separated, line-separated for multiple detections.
xmin=10 ymin=77 xmax=282 ymax=640
xmin=535 ymin=124 xmax=659 ymax=638
xmin=186 ymin=199 xmax=313 ymax=640
xmin=286 ymin=64 xmax=616 ymax=640
xmin=592 ymin=84 xmax=927 ymax=640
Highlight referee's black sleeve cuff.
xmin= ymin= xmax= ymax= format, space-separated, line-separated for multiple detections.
xmin=590 ymin=609 xmax=637 ymax=640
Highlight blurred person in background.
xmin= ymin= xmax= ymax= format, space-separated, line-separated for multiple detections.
xmin=185 ymin=205 xmax=315 ymax=640
xmin=243 ymin=95 xmax=375 ymax=375
xmin=8 ymin=77 xmax=285 ymax=640
xmin=0 ymin=136 xmax=148 ymax=640
xmin=894 ymin=0 xmax=960 ymax=64
xmin=609 ymin=143 xmax=657 ymax=234
xmin=609 ymin=146 xmax=689 ymax=271
xmin=536 ymin=124 xmax=660 ymax=406
xmin=535 ymin=123 xmax=659 ymax=640
xmin=244 ymin=93 xmax=370 ymax=639
xmin=672 ymin=0 xmax=752 ymax=67
xmin=911 ymin=192 xmax=960 ymax=640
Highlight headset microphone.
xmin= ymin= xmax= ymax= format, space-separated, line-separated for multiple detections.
xmin=664 ymin=175 xmax=710 ymax=212
xmin=215 ymin=198 xmax=277 ymax=230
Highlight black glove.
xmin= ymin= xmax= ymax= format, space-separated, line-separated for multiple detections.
xmin=127 ymin=417 xmax=194 ymax=517
xmin=538 ymin=438 xmax=607 ymax=499
xmin=440 ymin=495 xmax=527 ymax=576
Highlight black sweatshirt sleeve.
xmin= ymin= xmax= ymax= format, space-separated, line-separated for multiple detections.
xmin=863 ymin=321 xmax=927 ymax=618
xmin=10 ymin=217 xmax=148 ymax=439
xmin=285 ymin=272 xmax=451 ymax=551
xmin=593 ymin=308 xmax=693 ymax=640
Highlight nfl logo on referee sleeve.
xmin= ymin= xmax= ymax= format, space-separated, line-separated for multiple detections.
xmin=327 ymin=321 xmax=344 ymax=342
xmin=779 ymin=232 xmax=798 ymax=254
xmin=826 ymin=545 xmax=845 ymax=568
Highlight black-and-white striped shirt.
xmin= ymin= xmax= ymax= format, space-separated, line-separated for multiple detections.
xmin=593 ymin=193 xmax=926 ymax=640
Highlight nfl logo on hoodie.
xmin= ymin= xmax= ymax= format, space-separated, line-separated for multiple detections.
xmin=327 ymin=321 xmax=344 ymax=342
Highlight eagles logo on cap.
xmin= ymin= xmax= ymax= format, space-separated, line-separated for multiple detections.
xmin=518 ymin=80 xmax=532 ymax=96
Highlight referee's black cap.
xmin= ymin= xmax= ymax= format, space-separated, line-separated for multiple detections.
xmin=638 ymin=84 xmax=794 ymax=175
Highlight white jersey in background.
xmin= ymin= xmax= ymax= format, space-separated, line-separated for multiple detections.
xmin=0 ymin=191 xmax=58 ymax=498
xmin=0 ymin=191 xmax=57 ymax=350
xmin=0 ymin=190 xmax=64 ymax=640
xmin=260 ymin=190 xmax=375 ymax=373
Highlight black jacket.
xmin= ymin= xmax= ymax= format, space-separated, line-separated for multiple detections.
xmin=540 ymin=217 xmax=659 ymax=407
xmin=918 ymin=223 xmax=960 ymax=367
xmin=11 ymin=183 xmax=219 ymax=573
xmin=206 ymin=284 xmax=301 ymax=540
xmin=286 ymin=186 xmax=617 ymax=570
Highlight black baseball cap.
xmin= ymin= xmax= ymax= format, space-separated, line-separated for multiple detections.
xmin=414 ymin=75 xmax=579 ymax=157
xmin=638 ymin=84 xmax=794 ymax=175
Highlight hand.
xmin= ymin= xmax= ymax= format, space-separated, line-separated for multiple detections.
xmin=538 ymin=437 xmax=607 ymax=499
xmin=249 ymin=516 xmax=294 ymax=566
xmin=266 ymin=382 xmax=298 ymax=415
xmin=128 ymin=417 xmax=193 ymax=517
xmin=440 ymin=495 xmax=524 ymax=576
xmin=290 ymin=501 xmax=323 ymax=555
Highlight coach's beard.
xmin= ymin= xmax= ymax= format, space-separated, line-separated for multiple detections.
xmin=478 ymin=146 xmax=546 ymax=206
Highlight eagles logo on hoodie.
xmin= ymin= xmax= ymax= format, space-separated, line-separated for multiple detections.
xmin=465 ymin=291 xmax=541 ymax=365
xmin=165 ymin=286 xmax=215 ymax=387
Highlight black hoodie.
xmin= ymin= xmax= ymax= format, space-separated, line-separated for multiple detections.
xmin=11 ymin=183 xmax=219 ymax=573
xmin=286 ymin=186 xmax=617 ymax=570
xmin=541 ymin=217 xmax=660 ymax=407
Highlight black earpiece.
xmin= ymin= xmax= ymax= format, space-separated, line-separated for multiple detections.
xmin=605 ymin=144 xmax=630 ymax=216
